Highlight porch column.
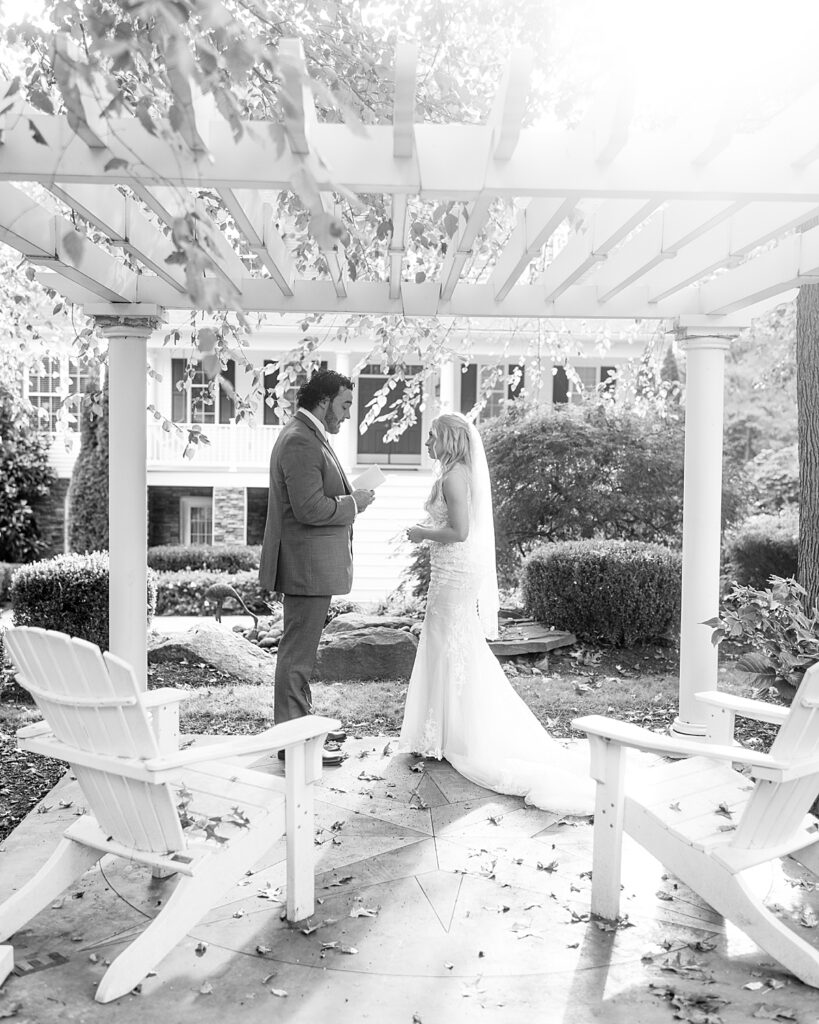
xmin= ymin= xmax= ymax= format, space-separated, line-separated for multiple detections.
xmin=94 ymin=313 xmax=164 ymax=691
xmin=438 ymin=357 xmax=456 ymax=414
xmin=672 ymin=333 xmax=732 ymax=738
xmin=334 ymin=349 xmax=357 ymax=470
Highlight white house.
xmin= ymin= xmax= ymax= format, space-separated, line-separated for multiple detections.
xmin=27 ymin=319 xmax=648 ymax=603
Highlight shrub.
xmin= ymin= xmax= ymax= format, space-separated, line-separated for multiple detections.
xmin=723 ymin=512 xmax=799 ymax=590
xmin=481 ymin=403 xmax=748 ymax=580
xmin=521 ymin=539 xmax=682 ymax=646
xmin=67 ymin=379 xmax=108 ymax=552
xmin=10 ymin=551 xmax=157 ymax=651
xmin=747 ymin=444 xmax=799 ymax=513
xmin=705 ymin=577 xmax=819 ymax=698
xmin=326 ymin=597 xmax=364 ymax=622
xmin=148 ymin=544 xmax=261 ymax=573
xmin=0 ymin=385 xmax=55 ymax=562
xmin=154 ymin=569 xmax=272 ymax=615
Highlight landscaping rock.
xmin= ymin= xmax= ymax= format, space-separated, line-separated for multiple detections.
xmin=315 ymin=626 xmax=418 ymax=681
xmin=323 ymin=613 xmax=417 ymax=635
xmin=148 ymin=621 xmax=274 ymax=685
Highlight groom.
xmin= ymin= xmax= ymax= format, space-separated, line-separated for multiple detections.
xmin=260 ymin=369 xmax=375 ymax=766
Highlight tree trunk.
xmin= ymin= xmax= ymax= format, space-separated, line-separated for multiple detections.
xmin=796 ymin=285 xmax=819 ymax=611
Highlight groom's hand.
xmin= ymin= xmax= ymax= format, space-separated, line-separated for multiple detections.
xmin=353 ymin=488 xmax=375 ymax=512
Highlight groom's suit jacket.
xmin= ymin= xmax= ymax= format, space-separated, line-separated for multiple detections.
xmin=259 ymin=410 xmax=357 ymax=596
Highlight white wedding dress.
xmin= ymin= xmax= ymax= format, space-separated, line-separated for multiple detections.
xmin=398 ymin=490 xmax=595 ymax=816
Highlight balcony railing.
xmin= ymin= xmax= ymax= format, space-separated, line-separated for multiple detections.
xmin=147 ymin=421 xmax=283 ymax=469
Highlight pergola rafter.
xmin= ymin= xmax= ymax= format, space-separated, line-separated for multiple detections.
xmin=0 ymin=39 xmax=815 ymax=745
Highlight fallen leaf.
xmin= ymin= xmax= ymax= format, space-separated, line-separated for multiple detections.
xmin=799 ymin=906 xmax=819 ymax=928
xmin=409 ymin=761 xmax=425 ymax=773
xmin=668 ymin=801 xmax=681 ymax=812
xmin=444 ymin=961 xmax=454 ymax=970
xmin=488 ymin=815 xmax=503 ymax=826
xmin=656 ymin=890 xmax=674 ymax=901
xmin=255 ymin=945 xmax=272 ymax=956
xmin=270 ymin=988 xmax=288 ymax=998
xmin=715 ymin=801 xmax=734 ymax=819
xmin=536 ymin=860 xmax=558 ymax=873
xmin=349 ymin=906 xmax=379 ymax=918
xmin=743 ymin=981 xmax=766 ymax=991
xmin=199 ymin=982 xmax=213 ymax=995
xmin=340 ymin=945 xmax=358 ymax=955
xmin=324 ymin=876 xmax=354 ymax=888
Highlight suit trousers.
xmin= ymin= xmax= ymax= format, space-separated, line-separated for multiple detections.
xmin=274 ymin=594 xmax=332 ymax=724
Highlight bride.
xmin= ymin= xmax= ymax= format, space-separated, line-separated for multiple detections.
xmin=398 ymin=412 xmax=594 ymax=816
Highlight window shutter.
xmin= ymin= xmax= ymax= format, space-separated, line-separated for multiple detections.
xmin=552 ymin=366 xmax=569 ymax=404
xmin=460 ymin=363 xmax=477 ymax=413
xmin=507 ymin=363 xmax=525 ymax=399
xmin=171 ymin=359 xmax=186 ymax=422
xmin=263 ymin=366 xmax=279 ymax=425
xmin=218 ymin=359 xmax=236 ymax=424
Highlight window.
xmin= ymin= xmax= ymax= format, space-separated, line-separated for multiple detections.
xmin=262 ymin=360 xmax=328 ymax=425
xmin=180 ymin=497 xmax=213 ymax=545
xmin=553 ymin=365 xmax=617 ymax=404
xmin=27 ymin=355 xmax=61 ymax=431
xmin=171 ymin=358 xmax=236 ymax=424
xmin=460 ymin=363 xmax=525 ymax=422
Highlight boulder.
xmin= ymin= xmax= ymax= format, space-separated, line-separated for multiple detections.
xmin=323 ymin=612 xmax=417 ymax=635
xmin=148 ymin=621 xmax=274 ymax=686
xmin=315 ymin=626 xmax=418 ymax=681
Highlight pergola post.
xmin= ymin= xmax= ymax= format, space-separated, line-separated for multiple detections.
xmin=438 ymin=358 xmax=456 ymax=413
xmin=94 ymin=313 xmax=164 ymax=691
xmin=672 ymin=332 xmax=732 ymax=737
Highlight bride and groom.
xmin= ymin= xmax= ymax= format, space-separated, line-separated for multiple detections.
xmin=260 ymin=369 xmax=593 ymax=814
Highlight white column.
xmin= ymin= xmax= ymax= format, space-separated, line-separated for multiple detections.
xmin=97 ymin=315 xmax=161 ymax=691
xmin=672 ymin=334 xmax=732 ymax=737
xmin=438 ymin=358 xmax=456 ymax=414
xmin=334 ymin=350 xmax=357 ymax=470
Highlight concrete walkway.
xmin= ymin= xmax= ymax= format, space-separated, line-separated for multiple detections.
xmin=3 ymin=738 xmax=819 ymax=1022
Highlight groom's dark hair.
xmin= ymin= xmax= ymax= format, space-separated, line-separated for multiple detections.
xmin=297 ymin=369 xmax=354 ymax=411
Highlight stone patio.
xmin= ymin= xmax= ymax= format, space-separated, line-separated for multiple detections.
xmin=2 ymin=737 xmax=819 ymax=1023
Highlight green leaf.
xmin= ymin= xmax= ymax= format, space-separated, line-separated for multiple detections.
xmin=62 ymin=229 xmax=86 ymax=266
xmin=736 ymin=652 xmax=777 ymax=678
xmin=27 ymin=118 xmax=47 ymax=145
xmin=103 ymin=157 xmax=129 ymax=172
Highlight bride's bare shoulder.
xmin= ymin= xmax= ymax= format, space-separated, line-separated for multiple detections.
xmin=442 ymin=462 xmax=469 ymax=494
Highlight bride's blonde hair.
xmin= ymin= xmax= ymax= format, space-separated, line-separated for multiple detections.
xmin=428 ymin=413 xmax=473 ymax=505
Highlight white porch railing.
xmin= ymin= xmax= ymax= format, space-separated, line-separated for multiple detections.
xmin=147 ymin=421 xmax=283 ymax=469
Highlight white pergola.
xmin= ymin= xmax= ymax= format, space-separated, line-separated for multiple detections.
xmin=1 ymin=40 xmax=816 ymax=737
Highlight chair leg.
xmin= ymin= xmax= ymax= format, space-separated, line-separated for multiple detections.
xmin=95 ymin=827 xmax=277 ymax=1003
xmin=0 ymin=838 xmax=102 ymax=942
xmin=284 ymin=740 xmax=317 ymax=921
xmin=588 ymin=739 xmax=627 ymax=921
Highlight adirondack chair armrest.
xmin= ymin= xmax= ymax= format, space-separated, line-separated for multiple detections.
xmin=16 ymin=719 xmax=52 ymax=740
xmin=143 ymin=714 xmax=341 ymax=774
xmin=695 ymin=689 xmax=789 ymax=744
xmin=572 ymin=714 xmax=790 ymax=777
xmin=142 ymin=687 xmax=188 ymax=709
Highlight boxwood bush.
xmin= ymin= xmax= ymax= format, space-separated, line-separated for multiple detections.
xmin=10 ymin=551 xmax=157 ymax=652
xmin=522 ymin=539 xmax=682 ymax=646
xmin=148 ymin=544 xmax=261 ymax=573
xmin=154 ymin=569 xmax=273 ymax=616
xmin=723 ymin=512 xmax=799 ymax=591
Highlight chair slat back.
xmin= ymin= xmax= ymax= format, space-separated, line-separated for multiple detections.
xmin=5 ymin=627 xmax=160 ymax=758
xmin=733 ymin=662 xmax=819 ymax=851
xmin=4 ymin=627 xmax=186 ymax=854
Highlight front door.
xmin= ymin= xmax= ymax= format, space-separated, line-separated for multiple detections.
xmin=357 ymin=367 xmax=423 ymax=465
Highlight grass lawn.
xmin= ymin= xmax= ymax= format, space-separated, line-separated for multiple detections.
xmin=0 ymin=638 xmax=779 ymax=843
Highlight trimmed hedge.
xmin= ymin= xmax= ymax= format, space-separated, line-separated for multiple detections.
xmin=10 ymin=551 xmax=157 ymax=652
xmin=522 ymin=539 xmax=682 ymax=646
xmin=724 ymin=512 xmax=799 ymax=591
xmin=148 ymin=544 xmax=261 ymax=573
xmin=154 ymin=569 xmax=271 ymax=615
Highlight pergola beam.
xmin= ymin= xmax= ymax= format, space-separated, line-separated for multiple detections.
xmin=488 ymin=197 xmax=575 ymax=300
xmin=541 ymin=198 xmax=660 ymax=301
xmin=218 ymin=187 xmax=295 ymax=296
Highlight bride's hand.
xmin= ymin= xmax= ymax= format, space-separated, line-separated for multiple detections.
xmin=406 ymin=525 xmax=426 ymax=544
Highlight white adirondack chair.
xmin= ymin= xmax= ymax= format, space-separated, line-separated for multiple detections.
xmin=574 ymin=661 xmax=819 ymax=987
xmin=0 ymin=626 xmax=339 ymax=1003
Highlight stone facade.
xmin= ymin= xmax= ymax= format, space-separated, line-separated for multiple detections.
xmin=148 ymin=486 xmax=212 ymax=546
xmin=213 ymin=487 xmax=246 ymax=545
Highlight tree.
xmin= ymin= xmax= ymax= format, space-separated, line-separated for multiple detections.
xmin=67 ymin=376 xmax=108 ymax=553
xmin=796 ymin=286 xmax=819 ymax=611
xmin=0 ymin=382 xmax=55 ymax=562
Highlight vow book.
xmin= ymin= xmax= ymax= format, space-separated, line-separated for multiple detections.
xmin=351 ymin=465 xmax=387 ymax=490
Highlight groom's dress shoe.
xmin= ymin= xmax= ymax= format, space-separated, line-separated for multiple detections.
xmin=277 ymin=748 xmax=344 ymax=767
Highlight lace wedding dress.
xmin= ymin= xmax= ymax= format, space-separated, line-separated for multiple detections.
xmin=398 ymin=490 xmax=595 ymax=816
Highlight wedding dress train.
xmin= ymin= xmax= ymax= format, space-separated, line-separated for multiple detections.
xmin=398 ymin=495 xmax=595 ymax=816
